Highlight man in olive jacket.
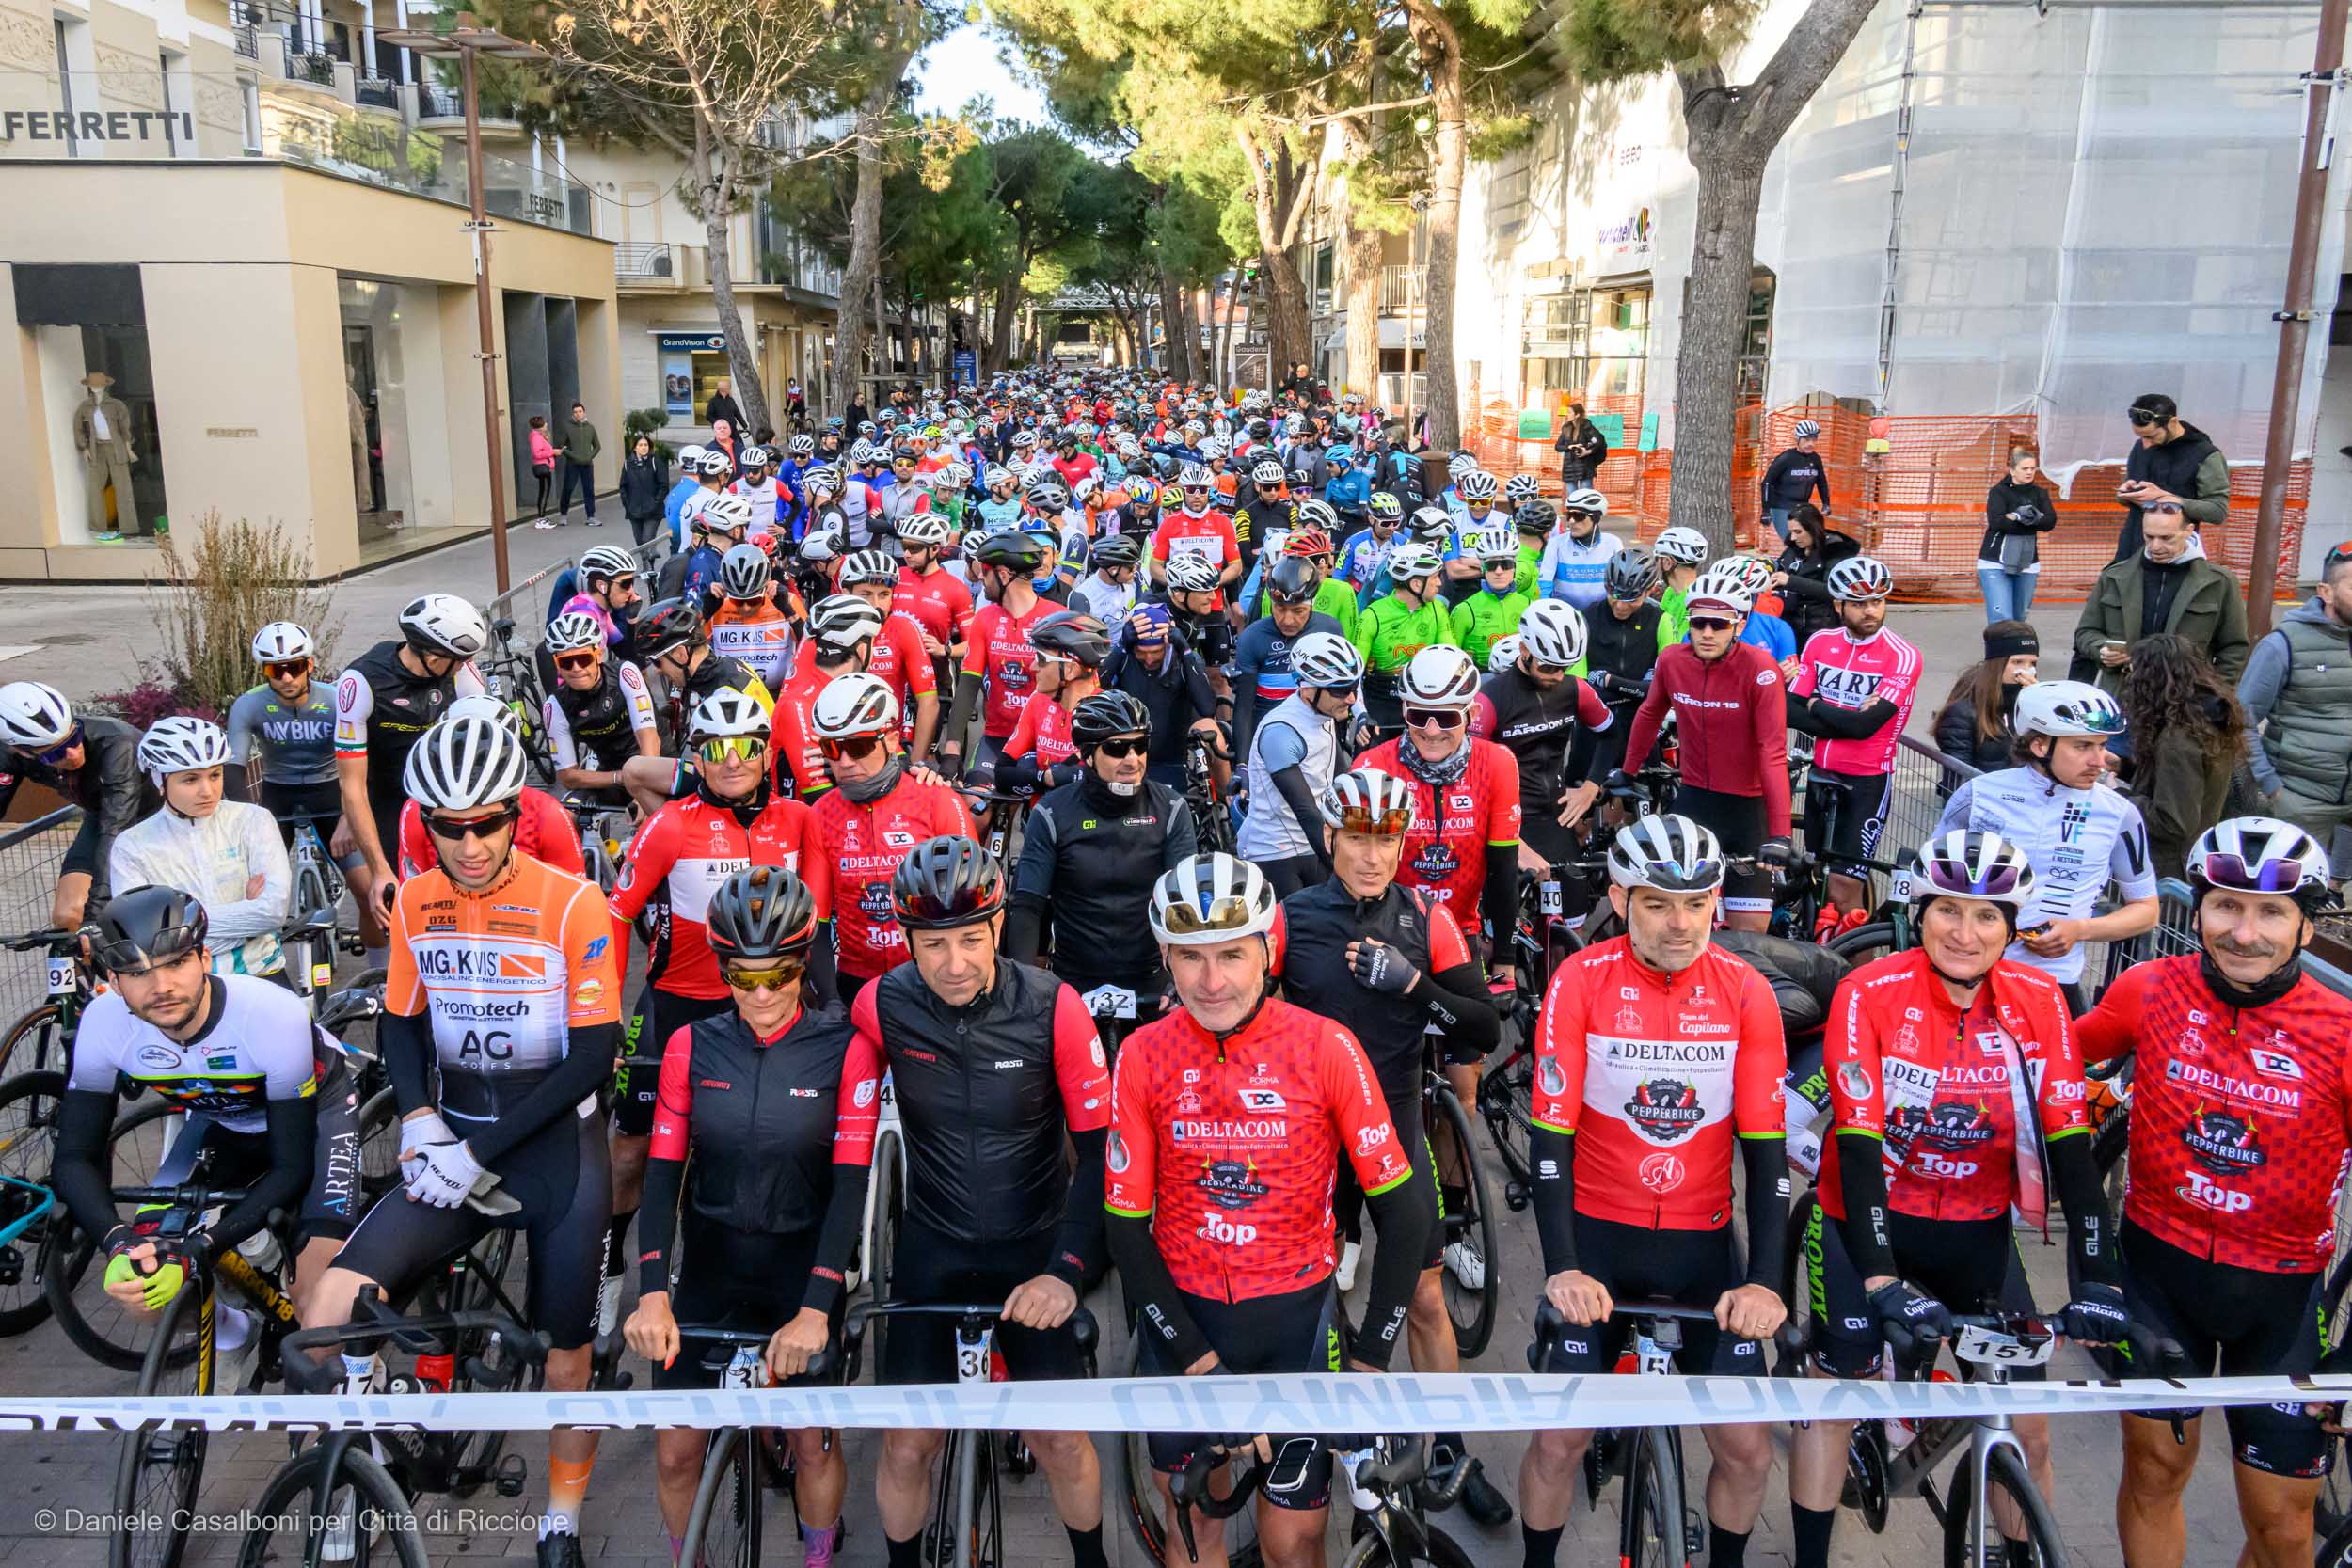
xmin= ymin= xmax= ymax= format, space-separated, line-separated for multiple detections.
xmin=2073 ymin=501 xmax=2249 ymax=708
xmin=559 ymin=400 xmax=602 ymax=525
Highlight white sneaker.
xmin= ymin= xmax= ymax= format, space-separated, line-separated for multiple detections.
xmin=1444 ymin=1237 xmax=1486 ymax=1291
xmin=596 ymin=1273 xmax=624 ymax=1338
xmin=1335 ymin=1239 xmax=1361 ymax=1293
xmin=533 ymin=518 xmax=556 ymax=531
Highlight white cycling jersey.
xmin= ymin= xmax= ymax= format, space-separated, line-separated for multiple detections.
xmin=1237 ymin=692 xmax=1340 ymax=862
xmin=108 ymin=802 xmax=292 ymax=977
xmin=70 ymin=975 xmax=333 ymax=1134
xmin=1933 ymin=765 xmax=2158 ymax=986
xmin=1535 ymin=530 xmax=1622 ymax=613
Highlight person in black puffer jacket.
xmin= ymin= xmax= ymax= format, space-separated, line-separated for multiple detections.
xmin=1930 ymin=620 xmax=2040 ymax=790
xmin=1771 ymin=505 xmax=1860 ymax=648
xmin=1978 ymin=448 xmax=2058 ymax=624
xmin=618 ymin=435 xmax=671 ymax=552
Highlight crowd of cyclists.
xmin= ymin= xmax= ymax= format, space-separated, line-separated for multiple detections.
xmin=0 ymin=363 xmax=2349 ymax=1568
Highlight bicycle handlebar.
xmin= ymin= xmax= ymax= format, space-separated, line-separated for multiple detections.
xmin=669 ymin=1323 xmax=842 ymax=1383
xmin=1 ymin=927 xmax=78 ymax=954
xmin=280 ymin=1288 xmax=549 ymax=1392
xmin=844 ymin=1299 xmax=1100 ymax=1357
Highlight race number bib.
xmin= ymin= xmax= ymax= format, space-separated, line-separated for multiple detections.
xmin=1082 ymin=983 xmax=1138 ymax=1021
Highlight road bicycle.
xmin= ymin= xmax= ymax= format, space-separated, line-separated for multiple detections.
xmin=562 ymin=790 xmax=635 ymax=893
xmin=1184 ymin=724 xmax=1235 ymax=855
xmin=1335 ymin=1434 xmax=1477 ymax=1568
xmin=278 ymin=809 xmax=358 ymax=950
xmin=845 ymin=1299 xmax=1100 ymax=1568
xmin=1125 ymin=1422 xmax=1263 ymax=1568
xmin=0 ymin=1069 xmax=65 ymax=1334
xmin=670 ymin=1325 xmax=845 ymax=1568
xmin=0 ymin=926 xmax=94 ymax=1079
xmin=482 ymin=615 xmax=557 ymax=785
xmin=1421 ymin=1056 xmax=1500 ymax=1357
xmin=40 ymin=1085 xmax=183 ymax=1370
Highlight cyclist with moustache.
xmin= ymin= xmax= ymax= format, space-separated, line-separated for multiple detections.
xmin=891 ymin=510 xmax=977 ymax=707
xmin=226 ymin=623 xmax=342 ymax=837
xmin=1106 ymin=852 xmax=1431 ymax=1568
xmin=1519 ymin=814 xmax=1789 ymax=1568
xmin=850 ymin=837 xmax=1115 ymax=1568
xmin=2077 ymin=817 xmax=2352 ymax=1568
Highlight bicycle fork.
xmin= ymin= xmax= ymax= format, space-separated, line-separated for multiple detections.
xmin=1960 ymin=1415 xmax=2032 ymax=1568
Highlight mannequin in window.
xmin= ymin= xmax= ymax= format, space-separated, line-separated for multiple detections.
xmin=74 ymin=371 xmax=137 ymax=540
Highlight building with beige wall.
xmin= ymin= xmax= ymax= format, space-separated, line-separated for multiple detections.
xmin=0 ymin=0 xmax=618 ymax=582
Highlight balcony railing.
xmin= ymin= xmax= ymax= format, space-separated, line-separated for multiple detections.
xmin=417 ymin=84 xmax=462 ymax=119
xmin=354 ymin=76 xmax=399 ymax=110
xmin=290 ymin=49 xmax=336 ymax=86
xmin=1379 ymin=264 xmax=1425 ymax=314
xmin=615 ymin=242 xmax=675 ymax=281
xmin=232 ymin=21 xmax=259 ymax=57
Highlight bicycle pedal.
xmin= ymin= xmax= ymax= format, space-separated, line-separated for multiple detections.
xmin=1502 ymin=1180 xmax=1529 ymax=1212
xmin=494 ymin=1454 xmax=529 ymax=1497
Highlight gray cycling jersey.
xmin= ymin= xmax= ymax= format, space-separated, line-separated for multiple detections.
xmin=1237 ymin=693 xmax=1338 ymax=861
xmin=226 ymin=682 xmax=338 ymax=787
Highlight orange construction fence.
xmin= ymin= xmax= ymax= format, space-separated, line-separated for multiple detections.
xmin=1462 ymin=400 xmax=2311 ymax=604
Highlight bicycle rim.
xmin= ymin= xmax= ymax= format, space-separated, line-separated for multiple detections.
xmin=1431 ymin=1085 xmax=1498 ymax=1357
xmin=1475 ymin=1055 xmax=1533 ymax=1191
xmin=0 ymin=1003 xmax=64 ymax=1079
xmin=0 ymin=1069 xmax=66 ymax=1334
xmin=111 ymin=1282 xmax=214 ymax=1568
xmin=1827 ymin=921 xmax=1899 ymax=963
xmin=1117 ymin=1426 xmax=1262 ymax=1568
xmin=357 ymin=1087 xmax=404 ymax=1207
xmin=682 ymin=1429 xmax=760 ymax=1568
xmin=47 ymin=1096 xmax=185 ymax=1371
xmin=1624 ymin=1428 xmax=1682 ymax=1568
xmin=237 ymin=1445 xmax=426 ymax=1568
xmin=1942 ymin=1443 xmax=2076 ymax=1568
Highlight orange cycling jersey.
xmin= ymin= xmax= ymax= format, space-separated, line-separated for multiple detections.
xmin=1531 ymin=935 xmax=1785 ymax=1229
xmin=1105 ymin=996 xmax=1413 ymax=1303
xmin=1819 ymin=950 xmax=2088 ymax=1228
xmin=707 ymin=597 xmax=798 ymax=689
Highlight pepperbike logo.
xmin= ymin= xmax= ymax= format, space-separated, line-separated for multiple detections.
xmin=2184 ymin=1106 xmax=2265 ymax=1176
xmin=1638 ymin=1151 xmax=1685 ymax=1194
xmin=1888 ymin=1100 xmax=1994 ymax=1150
xmin=1198 ymin=1159 xmax=1268 ymax=1211
xmin=1623 ymin=1080 xmax=1704 ymax=1141
xmin=2180 ymin=1166 xmax=2253 ymax=1214
xmin=1410 ymin=842 xmax=1460 ymax=888
xmin=857 ymin=882 xmax=894 ymax=920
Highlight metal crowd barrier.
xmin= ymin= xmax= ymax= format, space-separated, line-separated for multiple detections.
xmin=0 ymin=807 xmax=83 ymax=1022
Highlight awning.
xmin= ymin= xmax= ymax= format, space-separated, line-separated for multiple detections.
xmin=1318 ymin=320 xmax=1426 ymax=354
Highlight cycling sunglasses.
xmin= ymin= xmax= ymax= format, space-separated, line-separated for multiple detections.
xmin=2196 ymin=850 xmax=2323 ymax=895
xmin=1482 ymin=558 xmax=1518 ymax=571
xmin=262 ymin=658 xmax=311 ymax=681
xmin=723 ymin=955 xmax=807 ymax=993
xmin=1403 ymin=706 xmax=1467 ymax=732
xmin=424 ymin=805 xmax=520 ymax=843
xmin=1309 ymin=681 xmax=1359 ymax=701
xmin=1155 ymin=892 xmax=1259 ymax=936
xmin=1688 ymin=617 xmax=1737 ymax=634
xmin=1088 ymin=736 xmax=1149 ymax=759
xmin=1331 ymin=804 xmax=1412 ymax=836
xmin=819 ymin=734 xmax=886 ymax=763
xmin=697 ymin=736 xmax=769 ymax=765
xmin=16 ymin=723 xmax=85 ymax=768
xmin=1270 ymin=590 xmax=1317 ymax=607
xmin=1527 ymin=657 xmax=1569 ymax=676
xmin=551 ymin=651 xmax=599 ymax=673
xmin=2126 ymin=406 xmax=2165 ymax=426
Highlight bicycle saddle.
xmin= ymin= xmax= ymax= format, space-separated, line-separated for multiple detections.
xmin=1712 ymin=929 xmax=1851 ymax=1037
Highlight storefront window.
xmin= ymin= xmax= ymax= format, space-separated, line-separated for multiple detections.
xmin=1587 ymin=287 xmax=1649 ymax=400
xmin=657 ymin=332 xmax=730 ymax=422
xmin=340 ymin=277 xmax=415 ymax=542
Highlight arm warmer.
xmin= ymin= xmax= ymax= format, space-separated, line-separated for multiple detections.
xmin=946 ymin=670 xmax=985 ymax=746
xmin=2049 ymin=1132 xmax=2120 ymax=1291
xmin=996 ymin=747 xmax=1047 ymax=795
xmin=1530 ymin=1126 xmax=1577 ymax=1275
xmin=1481 ymin=845 xmax=1518 ymax=966
xmin=1231 ymin=684 xmax=1263 ymax=762
xmin=805 ymin=923 xmax=840 ymax=1019
xmin=637 ymin=1154 xmax=685 ymax=1297
xmin=1803 ymin=696 xmax=1901 ymax=742
xmin=380 ymin=1006 xmax=436 ymax=1118
xmin=1268 ymin=764 xmax=1333 ymax=871
xmin=469 ymin=1020 xmax=620 ymax=1165
xmin=1832 ymin=1128 xmax=1899 ymax=1282
xmin=1739 ymin=1136 xmax=1789 ymax=1291
xmin=1413 ymin=960 xmax=1499 ymax=1060
xmin=1564 ymin=721 xmax=1603 ymax=788
xmin=804 ymin=1163 xmax=873 ymax=1317
xmin=1109 ymin=1209 xmax=1215 ymax=1371
xmin=1351 ymin=1172 xmax=1437 ymax=1369
xmin=1004 ymin=896 xmax=1048 ymax=964
xmin=52 ymin=1089 xmax=123 ymax=1246
xmin=1045 ymin=1126 xmax=1106 ymax=1288
xmin=207 ymin=1094 xmax=320 ymax=1257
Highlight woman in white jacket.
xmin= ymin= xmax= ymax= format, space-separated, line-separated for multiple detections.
xmin=110 ymin=716 xmax=292 ymax=979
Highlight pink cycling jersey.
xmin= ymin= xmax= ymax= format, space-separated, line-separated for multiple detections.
xmin=1791 ymin=626 xmax=1921 ymax=775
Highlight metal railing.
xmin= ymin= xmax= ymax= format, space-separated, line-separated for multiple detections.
xmin=355 ymin=76 xmax=400 ymax=110
xmin=1379 ymin=264 xmax=1424 ymax=313
xmin=233 ymin=21 xmax=259 ymax=58
xmin=613 ymin=242 xmax=674 ymax=281
xmin=416 ymin=84 xmax=462 ymax=119
xmin=290 ymin=48 xmax=336 ymax=86
xmin=0 ymin=808 xmax=82 ymax=1026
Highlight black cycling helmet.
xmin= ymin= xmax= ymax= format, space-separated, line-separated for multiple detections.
xmin=1029 ymin=610 xmax=1114 ymax=668
xmin=1089 ymin=533 xmax=1144 ymax=570
xmin=972 ymin=531 xmax=1048 ymax=573
xmin=706 ymin=865 xmax=818 ymax=962
xmin=890 ymin=834 xmax=1007 ymax=930
xmin=1070 ymin=690 xmax=1152 ymax=749
xmin=1604 ymin=547 xmax=1661 ymax=601
xmin=94 ymin=884 xmax=209 ymax=974
xmin=1513 ymin=499 xmax=1557 ymax=536
xmin=1267 ymin=555 xmax=1320 ymax=605
xmin=635 ymin=597 xmax=705 ymax=659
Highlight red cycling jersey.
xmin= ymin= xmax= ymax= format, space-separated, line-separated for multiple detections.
xmin=963 ymin=597 xmax=1058 ymax=738
xmin=1151 ymin=511 xmax=1241 ymax=579
xmin=1618 ymin=641 xmax=1793 ymax=836
xmin=894 ymin=566 xmax=976 ymax=655
xmin=771 ymin=658 xmax=834 ymax=800
xmin=809 ymin=772 xmax=972 ymax=979
xmin=1105 ymin=996 xmax=1412 ymax=1302
xmin=793 ymin=613 xmax=935 ymax=725
xmin=1819 ymin=950 xmax=2088 ymax=1228
xmin=2079 ymin=957 xmax=2352 ymax=1272
xmin=397 ymin=787 xmax=585 ymax=881
xmin=1004 ymin=690 xmax=1075 ymax=771
xmin=1790 ymin=626 xmax=1922 ymax=776
xmin=1354 ymin=736 xmax=1522 ymax=914
xmin=610 ymin=787 xmax=831 ymax=1000
xmin=1531 ymin=935 xmax=1786 ymax=1229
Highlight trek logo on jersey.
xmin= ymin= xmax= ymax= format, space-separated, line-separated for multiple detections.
xmin=2185 ymin=1108 xmax=2265 ymax=1176
xmin=1623 ymin=1079 xmax=1704 ymax=1142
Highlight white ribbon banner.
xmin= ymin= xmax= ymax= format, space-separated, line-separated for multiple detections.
xmin=4 ymin=1370 xmax=2349 ymax=1434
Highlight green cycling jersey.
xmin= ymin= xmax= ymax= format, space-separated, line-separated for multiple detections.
xmin=1450 ymin=586 xmax=1532 ymax=669
xmin=1658 ymin=583 xmax=1691 ymax=651
xmin=1352 ymin=591 xmax=1457 ymax=675
xmin=1258 ymin=575 xmax=1361 ymax=640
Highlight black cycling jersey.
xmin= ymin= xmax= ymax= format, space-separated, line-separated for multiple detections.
xmin=1478 ymin=666 xmax=1608 ymax=809
xmin=547 ymin=658 xmax=646 ymax=766
xmin=671 ymin=648 xmax=767 ymax=741
xmin=0 ymin=714 xmax=153 ymax=896
xmin=1583 ymin=601 xmax=1664 ymax=711
xmin=1102 ymin=641 xmax=1220 ymax=774
xmin=334 ymin=640 xmax=476 ymax=826
xmin=1275 ymin=880 xmax=1498 ymax=1103
xmin=663 ymin=1008 xmax=856 ymax=1238
xmin=1007 ymin=774 xmax=1198 ymax=989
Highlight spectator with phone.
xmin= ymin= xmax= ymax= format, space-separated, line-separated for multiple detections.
xmin=1978 ymin=447 xmax=2058 ymax=623
xmin=2070 ymin=501 xmax=2249 ymax=761
xmin=2112 ymin=393 xmax=2228 ymax=562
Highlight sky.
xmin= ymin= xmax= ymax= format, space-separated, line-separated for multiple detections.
xmin=910 ymin=23 xmax=1054 ymax=127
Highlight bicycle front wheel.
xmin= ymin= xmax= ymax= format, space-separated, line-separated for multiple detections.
xmin=109 ymin=1279 xmax=215 ymax=1568
xmin=1622 ymin=1426 xmax=1685 ymax=1568
xmin=680 ymin=1428 xmax=761 ymax=1568
xmin=1341 ymin=1517 xmax=1476 ymax=1568
xmin=46 ymin=1095 xmax=183 ymax=1371
xmin=1428 ymin=1084 xmax=1499 ymax=1357
xmin=1827 ymin=921 xmax=1899 ymax=964
xmin=1475 ymin=1052 xmax=1534 ymax=1193
xmin=0 ymin=1002 xmax=67 ymax=1079
xmin=1118 ymin=1430 xmax=1262 ymax=1568
xmin=1941 ymin=1442 xmax=2075 ymax=1568
xmin=237 ymin=1445 xmax=427 ymax=1568
xmin=0 ymin=1069 xmax=66 ymax=1335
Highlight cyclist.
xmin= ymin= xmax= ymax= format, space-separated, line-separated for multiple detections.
xmin=331 ymin=594 xmax=489 ymax=947
xmin=111 ymin=717 xmax=290 ymax=980
xmin=1270 ymin=518 xmax=1359 ymax=633
xmin=57 ymin=884 xmax=359 ymax=1335
xmin=1241 ymin=458 xmax=1294 ymax=556
xmin=1535 ymin=488 xmax=1621 ymax=615
xmin=225 ymin=623 xmax=343 ymax=851
xmin=1073 ymin=530 xmax=1146 ymax=626
xmin=1784 ymin=554 xmax=1919 ymax=927
xmin=1789 ymin=829 xmax=2122 ymax=1568
xmin=1268 ymin=770 xmax=1512 ymax=1525
xmin=1235 ymin=631 xmax=1361 ymax=897
xmin=552 ymin=544 xmax=645 ymax=664
xmin=1001 ymin=610 xmax=1114 ymax=796
xmin=310 ymin=714 xmax=623 ymax=1568
xmin=1352 ymin=542 xmax=1455 ymax=738
xmin=771 ymin=594 xmax=886 ymax=801
xmin=1584 ymin=548 xmax=1663 ymax=725
xmin=1232 ymin=555 xmax=1348 ymax=761
xmin=677 ymin=492 xmax=756 ymax=607
xmin=808 ymin=674 xmax=971 ymax=1005
xmin=1470 ymin=601 xmax=1613 ymax=874
xmin=1148 ymin=465 xmax=1242 ymax=594
xmin=1106 ymin=852 xmax=1431 ymax=1568
xmin=628 ymin=866 xmax=873 ymax=1568
xmin=943 ymin=530 xmax=1059 ymax=774
xmin=1508 ymin=499 xmax=1552 ymax=595
xmin=1009 ymin=691 xmax=1200 ymax=1047
xmin=542 ymin=611 xmax=662 ymax=807
xmin=891 ymin=510 xmax=977 ymax=699
xmin=703 ymin=543 xmax=799 ymax=689
xmin=977 ymin=465 xmax=1025 ymax=531
xmin=850 ymin=837 xmax=1115 ymax=1568
xmin=1520 ymin=814 xmax=1789 ymax=1568
xmin=0 ymin=681 xmax=154 ymax=932
xmin=728 ymin=444 xmax=782 ymax=542
xmin=1158 ymin=549 xmax=1238 ymax=676
xmin=1338 ymin=490 xmax=1406 ymax=594
xmin=1650 ymin=525 xmax=1709 ymax=649
xmin=1449 ymin=525 xmax=1533 ymax=669
xmin=1612 ymin=564 xmax=1792 ymax=933
xmin=1932 ymin=681 xmax=2158 ymax=1013
xmin=833 ymin=550 xmax=942 ymax=758
xmin=638 ymin=595 xmax=775 ymax=750
xmin=605 ymin=687 xmax=835 ymax=1330
xmin=393 ymin=697 xmax=586 ymax=881
xmin=2075 ymin=816 xmax=2352 ymax=1568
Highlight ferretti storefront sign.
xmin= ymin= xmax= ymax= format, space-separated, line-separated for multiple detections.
xmin=1 ymin=109 xmax=198 ymax=143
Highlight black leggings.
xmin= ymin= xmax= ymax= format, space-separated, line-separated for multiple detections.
xmin=1261 ymin=853 xmax=1326 ymax=898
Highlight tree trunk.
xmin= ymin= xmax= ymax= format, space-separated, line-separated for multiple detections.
xmin=700 ymin=127 xmax=772 ymax=436
xmin=831 ymin=67 xmax=901 ymax=410
xmin=985 ymin=266 xmax=1025 ymax=373
xmin=1337 ymin=120 xmax=1384 ymax=407
xmin=871 ymin=270 xmax=888 ymax=387
xmin=1155 ymin=262 xmax=1191 ymax=382
xmin=1403 ymin=0 xmax=1465 ymax=451
xmin=1234 ymin=122 xmax=1316 ymax=377
xmin=1212 ymin=277 xmax=1234 ymax=392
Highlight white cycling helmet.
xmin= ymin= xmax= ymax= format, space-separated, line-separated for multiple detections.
xmin=696 ymin=450 xmax=736 ymax=479
xmin=1826 ymin=555 xmax=1895 ymax=602
xmin=719 ymin=543 xmax=771 ymax=601
xmin=251 ymin=622 xmax=315 ymax=663
xmin=137 ymin=716 xmax=231 ymax=784
xmin=578 ymin=544 xmax=637 ymax=584
xmin=1651 ymin=526 xmax=1709 ymax=566
xmin=1384 ymin=543 xmax=1445 ymax=586
xmin=402 ymin=715 xmax=528 ymax=812
xmin=789 ymin=434 xmax=817 ymax=458
xmin=1564 ymin=487 xmax=1607 ymax=517
xmin=1148 ymin=852 xmax=1278 ymax=947
xmin=1793 ymin=419 xmax=1822 ymax=439
xmin=801 ymin=527 xmax=842 ymax=564
xmin=1250 ymin=459 xmax=1285 ymax=486
xmin=688 ymin=686 xmax=771 ymax=743
xmin=1608 ymin=814 xmax=1726 ymax=894
xmin=1504 ymin=474 xmax=1542 ymax=504
xmin=545 ymin=611 xmax=606 ymax=655
xmin=676 ymin=445 xmax=709 ymax=467
xmin=1911 ymin=829 xmax=2038 ymax=910
xmin=898 ymin=512 xmax=953 ymax=548
xmin=700 ymin=493 xmax=755 ymax=535
xmin=446 ymin=694 xmax=519 ymax=731
xmin=1164 ymin=553 xmax=1223 ymax=594
xmin=811 ymin=671 xmax=899 ymax=739
xmin=2011 ymin=679 xmax=2125 ymax=741
xmin=1686 ymin=561 xmax=1756 ymax=615
xmin=808 ymin=594 xmax=885 ymax=655
xmin=1486 ymin=635 xmax=1522 ymax=675
xmin=1176 ymin=464 xmax=1214 ymax=491
xmin=1289 ymin=631 xmax=1363 ymax=690
xmin=1399 ymin=644 xmax=1480 ymax=709
xmin=1456 ymin=470 xmax=1499 ymax=502
xmin=839 ymin=549 xmax=900 ymax=588
xmin=984 ymin=465 xmax=1015 ymax=490
xmin=0 ymin=682 xmax=76 ymax=752
xmin=1318 ymin=768 xmax=1415 ymax=833
xmin=1516 ymin=599 xmax=1588 ymax=669
xmin=2187 ymin=816 xmax=2334 ymax=907
xmin=398 ymin=594 xmax=489 ymax=658
xmin=1468 ymin=526 xmax=1518 ymax=563
xmin=803 ymin=466 xmax=842 ymax=495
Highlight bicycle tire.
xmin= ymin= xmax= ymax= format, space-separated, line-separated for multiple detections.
xmin=237 ymin=1443 xmax=428 ymax=1568
xmin=0 ymin=1069 xmax=66 ymax=1335
xmin=357 ymin=1086 xmax=403 ymax=1208
xmin=1339 ymin=1514 xmax=1477 ymax=1568
xmin=1428 ymin=1083 xmax=1499 ymax=1358
xmin=0 ymin=1001 xmax=67 ymax=1080
xmin=680 ymin=1427 xmax=761 ymax=1568
xmin=1941 ymin=1442 xmax=2076 ymax=1568
xmin=1623 ymin=1426 xmax=1684 ymax=1568
xmin=109 ymin=1277 xmax=215 ymax=1568
xmin=45 ymin=1094 xmax=187 ymax=1371
xmin=1826 ymin=922 xmax=1899 ymax=962
xmin=2318 ymin=1510 xmax=2352 ymax=1568
xmin=1475 ymin=1053 xmax=1534 ymax=1193
xmin=1117 ymin=1341 xmax=1263 ymax=1568
xmin=1779 ymin=1190 xmax=1820 ymax=1379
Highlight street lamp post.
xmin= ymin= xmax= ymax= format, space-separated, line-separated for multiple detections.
xmin=378 ymin=19 xmax=548 ymax=596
